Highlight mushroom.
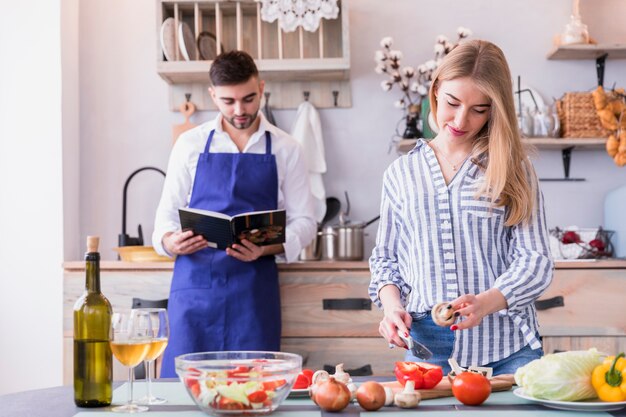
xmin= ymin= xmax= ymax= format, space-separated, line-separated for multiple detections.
xmin=431 ymin=302 xmax=456 ymax=326
xmin=394 ymin=380 xmax=421 ymax=409
xmin=332 ymin=363 xmax=351 ymax=385
xmin=383 ymin=386 xmax=395 ymax=406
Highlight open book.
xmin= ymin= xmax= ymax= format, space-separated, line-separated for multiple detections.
xmin=179 ymin=207 xmax=286 ymax=250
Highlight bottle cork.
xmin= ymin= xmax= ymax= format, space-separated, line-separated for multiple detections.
xmin=86 ymin=236 xmax=100 ymax=253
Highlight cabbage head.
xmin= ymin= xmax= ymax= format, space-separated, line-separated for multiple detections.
xmin=514 ymin=348 xmax=604 ymax=401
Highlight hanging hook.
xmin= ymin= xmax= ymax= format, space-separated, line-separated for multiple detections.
xmin=332 ymin=90 xmax=339 ymax=107
xmin=185 ymin=93 xmax=191 ymax=102
xmin=264 ymin=92 xmax=271 ymax=102
xmin=303 ymin=91 xmax=310 ymax=101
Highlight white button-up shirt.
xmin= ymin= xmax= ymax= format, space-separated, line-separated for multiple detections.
xmin=152 ymin=113 xmax=317 ymax=263
xmin=369 ymin=139 xmax=554 ymax=367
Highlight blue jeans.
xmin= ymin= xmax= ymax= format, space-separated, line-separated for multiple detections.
xmin=404 ymin=314 xmax=543 ymax=375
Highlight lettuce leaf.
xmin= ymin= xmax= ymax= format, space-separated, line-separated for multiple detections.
xmin=514 ymin=348 xmax=604 ymax=401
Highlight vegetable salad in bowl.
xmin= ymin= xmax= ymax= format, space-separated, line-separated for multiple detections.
xmin=175 ymin=351 xmax=301 ymax=415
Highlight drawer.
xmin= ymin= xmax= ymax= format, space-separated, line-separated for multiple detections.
xmin=280 ymin=271 xmax=382 ymax=337
xmin=281 ymin=337 xmax=405 ymax=377
xmin=542 ymin=336 xmax=626 ymax=355
xmin=536 ymin=269 xmax=626 ymax=337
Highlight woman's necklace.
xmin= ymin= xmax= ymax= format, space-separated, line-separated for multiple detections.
xmin=431 ymin=142 xmax=471 ymax=171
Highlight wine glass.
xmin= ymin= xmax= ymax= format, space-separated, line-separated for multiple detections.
xmin=110 ymin=310 xmax=152 ymax=413
xmin=136 ymin=308 xmax=169 ymax=405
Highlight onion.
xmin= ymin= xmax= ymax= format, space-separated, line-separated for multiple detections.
xmin=313 ymin=377 xmax=351 ymax=412
xmin=356 ymin=381 xmax=386 ymax=411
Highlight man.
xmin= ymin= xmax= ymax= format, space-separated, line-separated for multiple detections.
xmin=153 ymin=51 xmax=316 ymax=377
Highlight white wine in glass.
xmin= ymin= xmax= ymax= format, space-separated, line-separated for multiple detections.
xmin=136 ymin=308 xmax=169 ymax=405
xmin=110 ymin=310 xmax=151 ymax=413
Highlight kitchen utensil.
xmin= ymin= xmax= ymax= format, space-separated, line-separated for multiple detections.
xmin=322 ymin=197 xmax=341 ymax=227
xmin=160 ymin=17 xmax=176 ymax=61
xmin=299 ymin=233 xmax=322 ymax=261
xmin=176 ymin=351 xmax=302 ymax=416
xmin=320 ymin=225 xmax=338 ymax=260
xmin=335 ymin=223 xmax=365 ymax=260
xmin=339 ymin=191 xmax=350 ymax=225
xmin=197 ymin=31 xmax=219 ymax=60
xmin=178 ymin=21 xmax=196 ymax=61
xmin=605 ymin=184 xmax=626 ymax=258
xmin=398 ymin=333 xmax=433 ymax=360
xmin=172 ymin=97 xmax=197 ymax=143
xmin=381 ymin=374 xmax=514 ymax=400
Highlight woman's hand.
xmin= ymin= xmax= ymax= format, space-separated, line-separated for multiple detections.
xmin=379 ymin=306 xmax=413 ymax=349
xmin=162 ymin=230 xmax=209 ymax=255
xmin=451 ymin=288 xmax=508 ymax=331
xmin=226 ymin=239 xmax=264 ymax=262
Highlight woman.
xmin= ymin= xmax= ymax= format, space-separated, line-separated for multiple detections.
xmin=369 ymin=40 xmax=554 ymax=375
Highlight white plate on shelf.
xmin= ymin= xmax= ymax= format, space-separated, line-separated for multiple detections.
xmin=160 ymin=17 xmax=176 ymax=61
xmin=178 ymin=21 xmax=196 ymax=61
xmin=513 ymin=388 xmax=626 ymax=412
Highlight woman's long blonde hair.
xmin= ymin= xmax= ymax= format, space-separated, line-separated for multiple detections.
xmin=429 ymin=39 xmax=536 ymax=226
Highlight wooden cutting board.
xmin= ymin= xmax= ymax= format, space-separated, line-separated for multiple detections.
xmin=381 ymin=374 xmax=515 ymax=400
xmin=172 ymin=100 xmax=197 ymax=143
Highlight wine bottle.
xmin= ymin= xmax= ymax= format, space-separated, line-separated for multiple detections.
xmin=73 ymin=236 xmax=113 ymax=407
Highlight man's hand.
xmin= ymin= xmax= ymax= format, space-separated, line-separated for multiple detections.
xmin=226 ymin=239 xmax=264 ymax=262
xmin=162 ymin=230 xmax=209 ymax=255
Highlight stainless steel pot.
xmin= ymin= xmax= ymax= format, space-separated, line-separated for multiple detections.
xmin=299 ymin=233 xmax=322 ymax=261
xmin=335 ymin=223 xmax=365 ymax=260
xmin=320 ymin=226 xmax=338 ymax=260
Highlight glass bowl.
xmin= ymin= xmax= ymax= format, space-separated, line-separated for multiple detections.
xmin=175 ymin=351 xmax=302 ymax=416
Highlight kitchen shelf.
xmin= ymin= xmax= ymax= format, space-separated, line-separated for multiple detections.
xmin=395 ymin=137 xmax=607 ymax=154
xmin=156 ymin=0 xmax=351 ymax=110
xmin=547 ymin=44 xmax=626 ymax=60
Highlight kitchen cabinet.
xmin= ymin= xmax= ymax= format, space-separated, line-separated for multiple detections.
xmin=62 ymin=261 xmax=402 ymax=384
xmin=536 ymin=260 xmax=626 ymax=355
xmin=156 ymin=0 xmax=351 ymax=110
xmin=62 ymin=259 xmax=625 ymax=384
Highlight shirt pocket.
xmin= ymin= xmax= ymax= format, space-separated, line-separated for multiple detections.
xmin=459 ymin=188 xmax=506 ymax=219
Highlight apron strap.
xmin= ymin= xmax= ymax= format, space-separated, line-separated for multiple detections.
xmin=204 ymin=129 xmax=271 ymax=154
xmin=265 ymin=131 xmax=272 ymax=155
xmin=204 ymin=129 xmax=216 ymax=153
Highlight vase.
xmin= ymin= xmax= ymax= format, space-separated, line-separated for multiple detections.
xmin=402 ymin=104 xmax=423 ymax=139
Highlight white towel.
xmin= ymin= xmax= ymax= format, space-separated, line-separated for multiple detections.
xmin=291 ymin=101 xmax=327 ymax=223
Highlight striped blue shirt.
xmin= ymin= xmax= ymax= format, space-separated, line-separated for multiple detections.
xmin=369 ymin=139 xmax=554 ymax=367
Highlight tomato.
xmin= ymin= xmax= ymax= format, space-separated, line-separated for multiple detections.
xmin=216 ymin=397 xmax=246 ymax=410
xmin=394 ymin=362 xmax=443 ymax=389
xmin=293 ymin=373 xmax=311 ymax=389
xmin=184 ymin=367 xmax=202 ymax=392
xmin=262 ymin=379 xmax=286 ymax=391
xmin=302 ymin=368 xmax=314 ymax=381
xmin=247 ymin=390 xmax=268 ymax=403
xmin=451 ymin=372 xmax=492 ymax=406
xmin=190 ymin=383 xmax=201 ymax=398
xmin=227 ymin=365 xmax=251 ymax=378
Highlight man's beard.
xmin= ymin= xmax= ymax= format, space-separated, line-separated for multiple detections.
xmin=226 ymin=110 xmax=259 ymax=130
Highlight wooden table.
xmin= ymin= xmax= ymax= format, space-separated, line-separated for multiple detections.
xmin=1 ymin=379 xmax=625 ymax=417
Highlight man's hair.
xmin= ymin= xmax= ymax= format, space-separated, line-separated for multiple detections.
xmin=209 ymin=50 xmax=259 ymax=86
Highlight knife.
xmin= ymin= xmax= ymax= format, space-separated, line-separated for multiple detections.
xmin=398 ymin=333 xmax=433 ymax=360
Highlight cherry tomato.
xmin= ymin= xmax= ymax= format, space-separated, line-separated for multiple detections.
xmin=247 ymin=390 xmax=268 ymax=403
xmin=293 ymin=373 xmax=311 ymax=389
xmin=216 ymin=397 xmax=246 ymax=410
xmin=262 ymin=379 xmax=286 ymax=391
xmin=451 ymin=372 xmax=492 ymax=406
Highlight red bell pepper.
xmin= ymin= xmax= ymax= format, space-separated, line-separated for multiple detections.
xmin=394 ymin=361 xmax=443 ymax=389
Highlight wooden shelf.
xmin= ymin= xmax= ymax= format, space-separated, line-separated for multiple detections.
xmin=395 ymin=137 xmax=607 ymax=154
xmin=547 ymin=44 xmax=626 ymax=60
xmin=157 ymin=0 xmax=352 ymax=110
xmin=523 ymin=137 xmax=607 ymax=150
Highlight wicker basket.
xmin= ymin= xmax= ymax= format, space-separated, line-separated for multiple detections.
xmin=556 ymin=92 xmax=612 ymax=138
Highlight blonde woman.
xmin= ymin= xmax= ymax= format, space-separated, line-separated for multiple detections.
xmin=369 ymin=40 xmax=554 ymax=375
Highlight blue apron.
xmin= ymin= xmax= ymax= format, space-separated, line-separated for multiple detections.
xmin=161 ymin=129 xmax=281 ymax=378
